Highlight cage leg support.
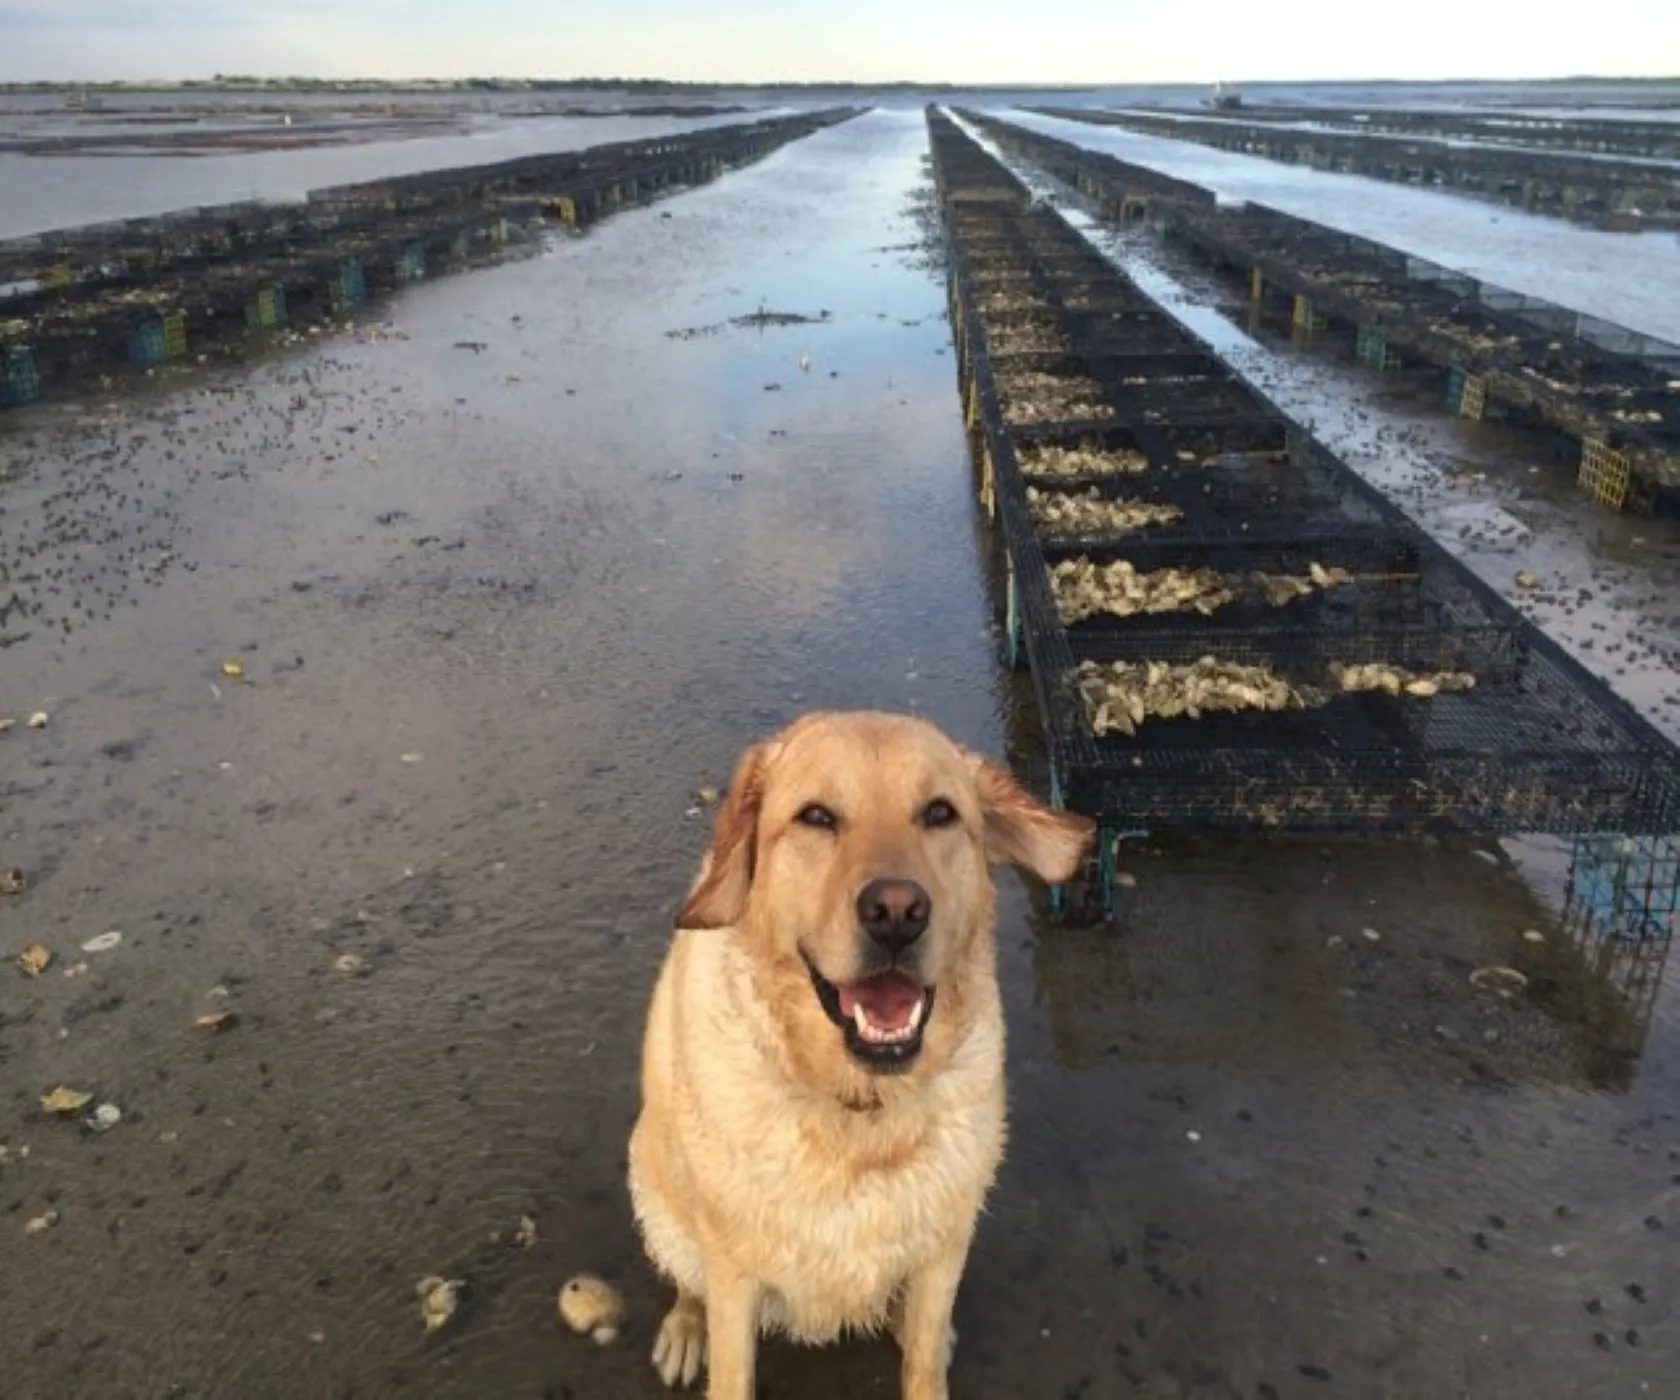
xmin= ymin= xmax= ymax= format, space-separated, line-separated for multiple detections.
xmin=1096 ymin=826 xmax=1148 ymax=916
xmin=1047 ymin=762 xmax=1070 ymax=913
xmin=1004 ymin=556 xmax=1022 ymax=670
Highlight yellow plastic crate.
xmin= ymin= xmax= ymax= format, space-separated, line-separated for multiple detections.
xmin=1577 ymin=437 xmax=1631 ymax=510
xmin=1458 ymin=372 xmax=1486 ymax=420
xmin=162 ymin=311 xmax=187 ymax=359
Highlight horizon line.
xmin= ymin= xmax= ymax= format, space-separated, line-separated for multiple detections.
xmin=2 ymin=72 xmax=1677 ymax=91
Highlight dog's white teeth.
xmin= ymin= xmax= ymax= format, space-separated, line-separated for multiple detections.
xmin=849 ymin=999 xmax=924 ymax=1046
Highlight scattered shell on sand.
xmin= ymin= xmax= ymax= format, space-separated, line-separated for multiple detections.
xmin=17 ymin=943 xmax=52 ymax=977
xmin=1469 ymin=965 xmax=1529 ymax=997
xmin=515 ymin=1214 xmax=539 ymax=1250
xmin=1019 ymin=444 xmax=1150 ymax=480
xmin=40 ymin=1086 xmax=93 ymax=1116
xmin=81 ymin=930 xmax=123 ymax=954
xmin=24 ymin=1211 xmax=59 ymax=1237
xmin=88 ymin=1103 xmax=123 ymax=1133
xmin=26 ymin=712 xmax=49 ymax=730
xmin=0 ymin=717 xmax=15 ymax=734
xmin=416 ymin=1276 xmax=465 ymax=1333
xmin=1514 ymin=570 xmax=1543 ymax=591
xmin=0 ymin=868 xmax=25 ymax=895
xmin=558 ymin=1273 xmax=627 ymax=1345
xmin=1027 ymin=487 xmax=1183 ymax=536
xmin=1331 ymin=663 xmax=1477 ymax=699
xmin=1075 ymin=657 xmax=1307 ymax=736
xmin=219 ymin=659 xmax=247 ymax=681
xmin=195 ymin=1010 xmax=238 ymax=1031
xmin=333 ymin=952 xmax=368 ymax=976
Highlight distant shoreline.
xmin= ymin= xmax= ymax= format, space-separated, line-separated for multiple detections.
xmin=2 ymin=75 xmax=1674 ymax=97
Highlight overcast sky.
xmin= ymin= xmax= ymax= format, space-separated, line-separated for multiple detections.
xmin=1 ymin=0 xmax=1675 ymax=85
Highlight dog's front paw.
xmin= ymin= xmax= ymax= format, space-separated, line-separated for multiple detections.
xmin=892 ymin=1302 xmax=957 ymax=1372
xmin=652 ymin=1295 xmax=708 ymax=1389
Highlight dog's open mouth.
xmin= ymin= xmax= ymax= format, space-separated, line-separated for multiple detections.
xmin=804 ymin=955 xmax=935 ymax=1071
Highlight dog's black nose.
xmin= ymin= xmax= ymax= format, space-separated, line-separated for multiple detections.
xmin=857 ymin=878 xmax=931 ymax=953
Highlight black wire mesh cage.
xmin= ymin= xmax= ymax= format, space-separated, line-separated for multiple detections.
xmin=930 ymin=105 xmax=1680 ymax=842
xmin=963 ymin=110 xmax=1680 ymax=478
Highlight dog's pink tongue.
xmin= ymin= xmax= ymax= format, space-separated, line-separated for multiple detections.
xmin=837 ymin=971 xmax=923 ymax=1030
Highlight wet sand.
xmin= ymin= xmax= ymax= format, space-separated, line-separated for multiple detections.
xmin=2 ymin=109 xmax=1677 ymax=1399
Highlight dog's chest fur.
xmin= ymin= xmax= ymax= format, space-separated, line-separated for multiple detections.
xmin=649 ymin=932 xmax=1007 ymax=1344
xmin=734 ymin=1056 xmax=1004 ymax=1340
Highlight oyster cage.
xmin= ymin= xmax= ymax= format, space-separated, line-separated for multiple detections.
xmin=927 ymin=107 xmax=1680 ymax=910
xmin=962 ymin=109 xmax=1680 ymax=508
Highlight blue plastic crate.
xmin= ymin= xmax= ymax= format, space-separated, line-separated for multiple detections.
xmin=331 ymin=260 xmax=367 ymax=309
xmin=1567 ymin=835 xmax=1680 ymax=941
xmin=129 ymin=319 xmax=167 ymax=365
xmin=0 ymin=345 xmax=41 ymax=407
xmin=1445 ymin=365 xmax=1468 ymax=412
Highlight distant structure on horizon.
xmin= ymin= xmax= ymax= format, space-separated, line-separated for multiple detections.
xmin=1208 ymin=80 xmax=1243 ymax=110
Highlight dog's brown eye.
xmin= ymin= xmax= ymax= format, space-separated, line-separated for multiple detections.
xmin=921 ymin=799 xmax=959 ymax=829
xmin=795 ymin=803 xmax=837 ymax=829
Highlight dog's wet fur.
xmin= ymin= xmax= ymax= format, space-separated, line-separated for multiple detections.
xmin=627 ymin=710 xmax=1095 ymax=1398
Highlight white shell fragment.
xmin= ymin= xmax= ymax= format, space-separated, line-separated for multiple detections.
xmin=558 ymin=1273 xmax=627 ymax=1345
xmin=81 ymin=930 xmax=124 ymax=954
xmin=1469 ymin=965 xmax=1529 ymax=997
xmin=416 ymin=1275 xmax=465 ymax=1332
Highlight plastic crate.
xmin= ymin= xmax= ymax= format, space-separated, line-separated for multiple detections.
xmin=1578 ymin=436 xmax=1632 ymax=510
xmin=0 ymin=345 xmax=41 ymax=407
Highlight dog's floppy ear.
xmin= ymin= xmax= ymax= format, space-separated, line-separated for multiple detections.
xmin=677 ymin=740 xmax=776 ymax=930
xmin=966 ymin=750 xmax=1096 ymax=886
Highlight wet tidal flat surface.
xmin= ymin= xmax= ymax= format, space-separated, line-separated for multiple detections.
xmin=2 ymin=110 xmax=1678 ymax=1398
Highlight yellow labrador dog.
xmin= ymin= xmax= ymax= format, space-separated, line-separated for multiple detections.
xmin=628 ymin=710 xmax=1095 ymax=1399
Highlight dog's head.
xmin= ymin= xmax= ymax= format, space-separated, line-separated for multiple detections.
xmin=677 ymin=711 xmax=1095 ymax=1078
